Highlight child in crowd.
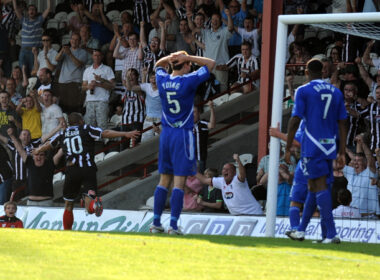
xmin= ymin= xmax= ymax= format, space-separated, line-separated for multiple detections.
xmin=0 ymin=201 xmax=24 ymax=228
xmin=197 ymin=168 xmax=224 ymax=213
xmin=332 ymin=189 xmax=361 ymax=219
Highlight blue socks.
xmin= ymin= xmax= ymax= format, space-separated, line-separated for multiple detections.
xmin=298 ymin=191 xmax=316 ymax=232
xmin=289 ymin=206 xmax=301 ymax=230
xmin=153 ymin=185 xmax=168 ymax=227
xmin=316 ymin=189 xmax=336 ymax=239
xmin=170 ymin=188 xmax=184 ymax=230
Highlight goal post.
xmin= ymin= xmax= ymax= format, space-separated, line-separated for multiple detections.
xmin=266 ymin=12 xmax=380 ymax=237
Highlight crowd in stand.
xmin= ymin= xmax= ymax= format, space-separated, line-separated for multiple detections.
xmin=0 ymin=0 xmax=379 ymax=220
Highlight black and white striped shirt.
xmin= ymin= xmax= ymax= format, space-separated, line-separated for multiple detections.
xmin=227 ymin=54 xmax=259 ymax=84
xmin=133 ymin=0 xmax=151 ymax=24
xmin=364 ymin=102 xmax=380 ymax=151
xmin=1 ymin=4 xmax=17 ymax=34
xmin=7 ymin=139 xmax=41 ymax=181
xmin=50 ymin=125 xmax=103 ymax=168
xmin=346 ymin=101 xmax=368 ymax=147
xmin=195 ymin=32 xmax=204 ymax=57
xmin=193 ymin=120 xmax=209 ymax=161
xmin=119 ymin=85 xmax=145 ymax=124
xmin=143 ymin=46 xmax=166 ymax=74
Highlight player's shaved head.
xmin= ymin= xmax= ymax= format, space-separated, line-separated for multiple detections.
xmin=306 ymin=59 xmax=323 ymax=76
xmin=68 ymin=112 xmax=83 ymax=126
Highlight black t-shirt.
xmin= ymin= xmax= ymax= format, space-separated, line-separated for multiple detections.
xmin=199 ymin=185 xmax=224 ymax=213
xmin=0 ymin=144 xmax=13 ymax=183
xmin=25 ymin=155 xmax=54 ymax=197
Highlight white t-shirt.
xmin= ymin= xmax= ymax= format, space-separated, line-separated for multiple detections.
xmin=37 ymin=48 xmax=58 ymax=74
xmin=41 ymin=104 xmax=63 ymax=135
xmin=212 ymin=175 xmax=263 ymax=215
xmin=333 ymin=205 xmax=361 ymax=218
xmin=140 ymin=83 xmax=161 ymax=118
xmin=83 ymin=64 xmax=115 ymax=102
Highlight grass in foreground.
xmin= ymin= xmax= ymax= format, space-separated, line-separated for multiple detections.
xmin=1 ymin=229 xmax=380 ymax=280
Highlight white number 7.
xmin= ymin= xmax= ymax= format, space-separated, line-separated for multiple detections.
xmin=166 ymin=91 xmax=180 ymax=114
xmin=321 ymin=93 xmax=332 ymax=119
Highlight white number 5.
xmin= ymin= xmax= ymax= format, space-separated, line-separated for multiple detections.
xmin=321 ymin=93 xmax=332 ymax=119
xmin=166 ymin=91 xmax=180 ymax=114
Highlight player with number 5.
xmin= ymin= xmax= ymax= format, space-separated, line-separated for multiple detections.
xmin=150 ymin=51 xmax=216 ymax=235
xmin=285 ymin=59 xmax=347 ymax=243
xmin=34 ymin=112 xmax=140 ymax=230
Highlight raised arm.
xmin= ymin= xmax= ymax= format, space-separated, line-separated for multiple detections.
xmin=12 ymin=0 xmax=22 ymax=20
xmin=355 ymin=57 xmax=373 ymax=89
xmin=113 ymin=39 xmax=124 ymax=59
xmin=7 ymin=128 xmax=27 ymax=162
xmin=159 ymin=21 xmax=166 ymax=50
xmin=140 ymin=21 xmax=148 ymax=48
xmin=363 ymin=40 xmax=375 ymax=66
xmin=41 ymin=119 xmax=65 ymax=143
xmin=356 ymin=134 xmax=376 ymax=173
xmin=42 ymin=0 xmax=51 ymax=19
xmin=53 ymin=148 xmax=64 ymax=166
xmin=233 ymin=153 xmax=246 ymax=182
xmin=99 ymin=3 xmax=113 ymax=31
xmin=225 ymin=9 xmax=234 ymax=33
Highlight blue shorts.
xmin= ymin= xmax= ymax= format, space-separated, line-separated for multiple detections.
xmin=290 ymin=162 xmax=308 ymax=203
xmin=158 ymin=127 xmax=197 ymax=176
xmin=301 ymin=157 xmax=333 ymax=180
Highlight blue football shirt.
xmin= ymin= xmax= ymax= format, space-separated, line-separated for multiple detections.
xmin=156 ymin=66 xmax=210 ymax=129
xmin=292 ymin=79 xmax=347 ymax=159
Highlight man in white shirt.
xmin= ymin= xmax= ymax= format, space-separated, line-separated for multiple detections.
xmin=82 ymin=49 xmax=115 ymax=130
xmin=31 ymin=33 xmax=58 ymax=76
xmin=197 ymin=153 xmax=263 ymax=215
xmin=41 ymin=89 xmax=64 ymax=136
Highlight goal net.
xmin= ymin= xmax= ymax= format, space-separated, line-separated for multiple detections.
xmin=266 ymin=12 xmax=380 ymax=243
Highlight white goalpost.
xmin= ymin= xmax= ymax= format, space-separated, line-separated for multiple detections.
xmin=266 ymin=12 xmax=380 ymax=238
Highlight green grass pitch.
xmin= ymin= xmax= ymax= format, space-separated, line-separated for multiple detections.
xmin=1 ymin=229 xmax=380 ymax=280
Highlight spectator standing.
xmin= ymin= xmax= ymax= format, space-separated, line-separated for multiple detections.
xmin=202 ymin=10 xmax=234 ymax=92
xmin=55 ymin=33 xmax=87 ymax=113
xmin=40 ymin=89 xmax=65 ymax=136
xmin=140 ymin=21 xmax=167 ymax=76
xmin=6 ymin=78 xmax=22 ymax=107
xmin=0 ymin=201 xmax=23 ymax=228
xmin=127 ymin=70 xmax=161 ymax=143
xmin=83 ymin=3 xmax=114 ymax=47
xmin=197 ymin=154 xmax=263 ymax=215
xmin=121 ymin=68 xmax=145 ymax=148
xmin=67 ymin=2 xmax=86 ymax=34
xmin=11 ymin=66 xmax=28 ymax=98
xmin=113 ymin=32 xmax=143 ymax=79
xmin=225 ymin=41 xmax=260 ymax=93
xmin=82 ymin=49 xmax=115 ymax=131
xmin=79 ymin=25 xmax=100 ymax=67
xmin=0 ymin=144 xmax=13 ymax=205
xmin=234 ymin=16 xmax=260 ymax=58
xmin=0 ymin=91 xmax=21 ymax=137
xmin=36 ymin=68 xmax=53 ymax=97
xmin=343 ymin=135 xmax=380 ymax=217
xmin=193 ymin=100 xmax=215 ymax=173
xmin=16 ymin=90 xmax=42 ymax=140
xmin=31 ymin=33 xmax=58 ymax=76
xmin=218 ymin=0 xmax=247 ymax=57
xmin=8 ymin=128 xmax=62 ymax=207
xmin=12 ymin=0 xmax=51 ymax=75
